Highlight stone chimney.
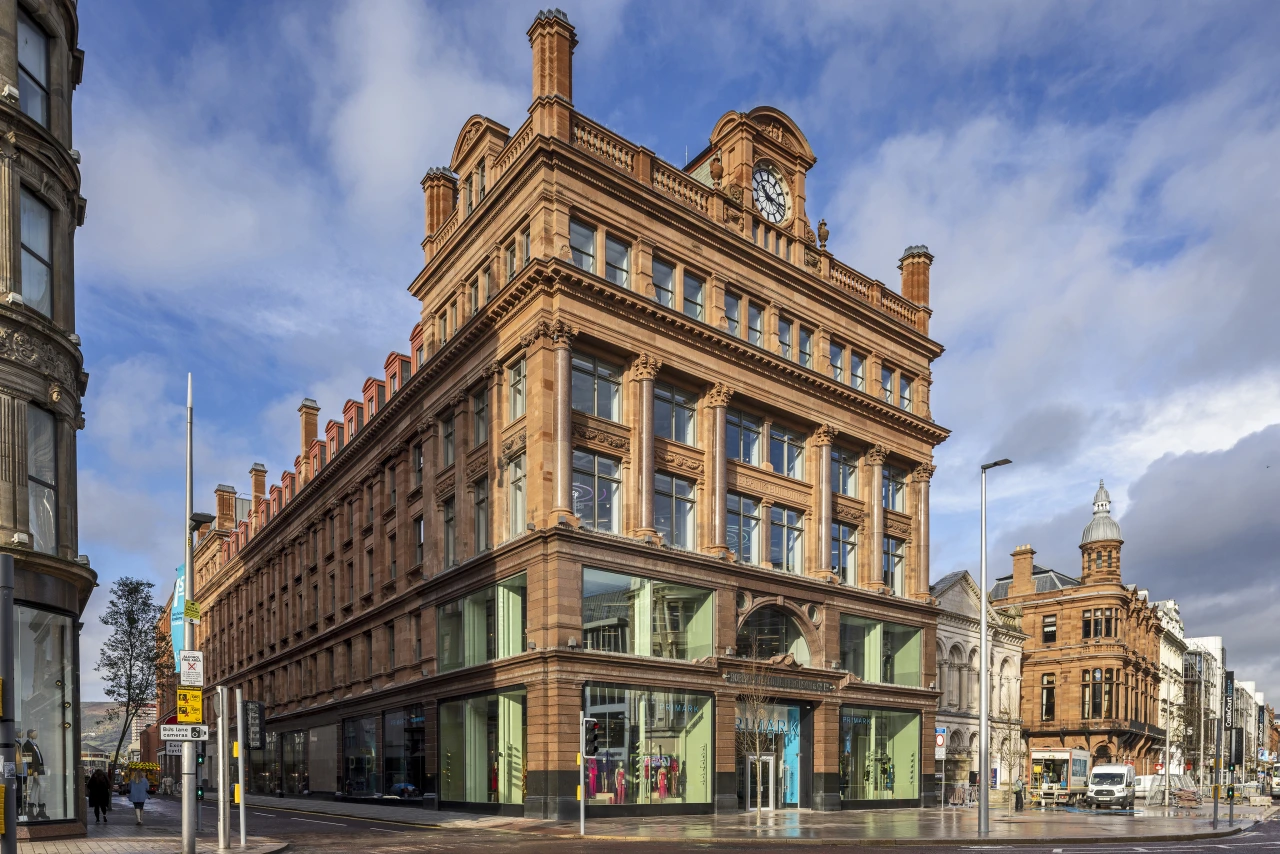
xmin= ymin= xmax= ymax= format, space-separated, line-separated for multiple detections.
xmin=298 ymin=398 xmax=320 ymax=485
xmin=421 ymin=167 xmax=458 ymax=241
xmin=527 ymin=8 xmax=576 ymax=139
xmin=899 ymin=245 xmax=934 ymax=306
xmin=214 ymin=484 xmax=237 ymax=531
xmin=249 ymin=463 xmax=267 ymax=534
xmin=1009 ymin=544 xmax=1037 ymax=597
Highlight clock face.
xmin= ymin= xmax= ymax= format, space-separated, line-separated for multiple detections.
xmin=752 ymin=166 xmax=788 ymax=224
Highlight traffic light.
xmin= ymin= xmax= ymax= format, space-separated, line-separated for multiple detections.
xmin=196 ymin=752 xmax=205 ymax=767
xmin=196 ymin=784 xmax=205 ymax=800
xmin=583 ymin=718 xmax=600 ymax=757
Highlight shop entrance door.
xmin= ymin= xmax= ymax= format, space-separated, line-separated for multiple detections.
xmin=744 ymin=754 xmax=776 ymax=811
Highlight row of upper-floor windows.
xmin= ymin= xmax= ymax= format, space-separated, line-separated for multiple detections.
xmin=1040 ymin=608 xmax=1123 ymax=643
xmin=1036 ymin=669 xmax=1156 ymax=723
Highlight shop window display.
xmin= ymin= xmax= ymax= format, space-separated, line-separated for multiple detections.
xmin=439 ymin=690 xmax=526 ymax=804
xmin=735 ymin=606 xmax=810 ymax=666
xmin=14 ymin=605 xmax=75 ymax=823
xmin=383 ymin=705 xmax=426 ymax=798
xmin=838 ymin=615 xmax=921 ymax=687
xmin=437 ymin=573 xmax=527 ymax=673
xmin=342 ymin=716 xmax=379 ymax=796
xmin=839 ymin=706 xmax=920 ymax=802
xmin=581 ymin=568 xmax=713 ymax=660
xmin=583 ymin=684 xmax=712 ymax=807
xmin=250 ymin=731 xmax=281 ymax=795
xmin=282 ymin=731 xmax=308 ymax=794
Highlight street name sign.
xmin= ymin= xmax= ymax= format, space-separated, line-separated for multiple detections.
xmin=160 ymin=724 xmax=209 ymax=741
xmin=178 ymin=650 xmax=204 ymax=687
xmin=176 ymin=687 xmax=203 ymax=723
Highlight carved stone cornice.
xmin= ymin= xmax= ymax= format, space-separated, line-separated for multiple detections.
xmin=813 ymin=423 xmax=837 ymax=445
xmin=499 ymin=429 xmax=527 ymax=466
xmin=865 ymin=445 xmax=889 ymax=466
xmin=632 ymin=353 xmax=662 ymax=381
xmin=572 ymin=421 xmax=629 ymax=453
xmin=657 ymin=449 xmax=704 ymax=480
xmin=706 ymin=382 xmax=734 ymax=408
xmin=0 ymin=320 xmax=77 ymax=388
xmin=434 ymin=471 xmax=456 ymax=500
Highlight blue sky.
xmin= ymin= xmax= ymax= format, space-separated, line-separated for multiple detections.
xmin=72 ymin=1 xmax=1280 ymax=700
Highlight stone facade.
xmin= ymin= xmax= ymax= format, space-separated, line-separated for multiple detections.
xmin=189 ymin=10 xmax=950 ymax=818
xmin=0 ymin=0 xmax=90 ymax=839
xmin=992 ymin=485 xmax=1166 ymax=775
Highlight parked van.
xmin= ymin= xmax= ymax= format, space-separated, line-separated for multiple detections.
xmin=1085 ymin=764 xmax=1136 ymax=809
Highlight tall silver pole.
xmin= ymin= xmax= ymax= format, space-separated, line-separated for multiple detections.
xmin=578 ymin=711 xmax=585 ymax=837
xmin=1 ymin=555 xmax=17 ymax=854
xmin=1164 ymin=682 xmax=1171 ymax=808
xmin=217 ymin=686 xmax=229 ymax=849
xmin=182 ymin=374 xmax=197 ymax=854
xmin=236 ymin=687 xmax=246 ymax=847
xmin=978 ymin=466 xmax=990 ymax=835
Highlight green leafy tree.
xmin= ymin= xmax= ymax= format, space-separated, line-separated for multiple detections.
xmin=96 ymin=577 xmax=164 ymax=780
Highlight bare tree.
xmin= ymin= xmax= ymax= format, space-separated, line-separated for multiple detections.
xmin=732 ymin=641 xmax=781 ymax=828
xmin=96 ymin=577 xmax=164 ymax=781
xmin=995 ymin=682 xmax=1027 ymax=812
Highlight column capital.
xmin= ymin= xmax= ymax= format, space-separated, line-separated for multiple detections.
xmin=913 ymin=461 xmax=937 ymax=481
xmin=632 ymin=353 xmax=662 ymax=381
xmin=706 ymin=382 xmax=734 ymax=408
xmin=813 ymin=423 xmax=838 ymax=446
xmin=865 ymin=444 xmax=889 ymax=466
xmin=519 ymin=317 xmax=577 ymax=350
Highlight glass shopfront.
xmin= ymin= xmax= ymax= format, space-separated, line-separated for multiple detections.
xmin=583 ymin=684 xmax=712 ymax=810
xmin=439 ymin=689 xmax=526 ymax=807
xmin=838 ymin=615 xmax=921 ymax=687
xmin=342 ymin=716 xmax=379 ymax=797
xmin=438 ymin=573 xmax=527 ymax=673
xmin=250 ymin=731 xmax=282 ymax=795
xmin=383 ymin=705 xmax=426 ymax=799
xmin=581 ymin=569 xmax=714 ymax=660
xmin=735 ymin=701 xmax=804 ymax=808
xmin=282 ymin=731 xmax=308 ymax=794
xmin=14 ymin=605 xmax=75 ymax=823
xmin=839 ymin=706 xmax=920 ymax=804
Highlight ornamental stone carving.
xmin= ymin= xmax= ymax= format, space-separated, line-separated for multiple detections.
xmin=632 ymin=353 xmax=662 ymax=380
xmin=913 ymin=462 xmax=937 ymax=481
xmin=706 ymin=382 xmax=734 ymax=408
xmin=572 ymin=422 xmax=629 ymax=452
xmin=519 ymin=318 xmax=577 ymax=349
xmin=465 ymin=454 xmax=488 ymax=480
xmin=482 ymin=360 xmax=503 ymax=378
xmin=499 ymin=429 xmax=527 ymax=466
xmin=865 ymin=445 xmax=889 ymax=466
xmin=812 ymin=424 xmax=838 ymax=445
xmin=0 ymin=322 xmax=77 ymax=388
xmin=434 ymin=471 xmax=456 ymax=499
xmin=659 ymin=450 xmax=704 ymax=478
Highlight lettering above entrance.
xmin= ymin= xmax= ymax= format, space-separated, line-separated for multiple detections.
xmin=724 ymin=672 xmax=835 ymax=694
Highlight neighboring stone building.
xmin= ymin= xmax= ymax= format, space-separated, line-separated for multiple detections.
xmin=0 ymin=0 xmax=90 ymax=840
xmin=1152 ymin=599 xmax=1187 ymax=772
xmin=931 ymin=570 xmax=1025 ymax=796
xmin=189 ymin=10 xmax=951 ymax=818
xmin=1183 ymin=635 xmax=1225 ymax=787
xmin=992 ymin=482 xmax=1166 ymax=774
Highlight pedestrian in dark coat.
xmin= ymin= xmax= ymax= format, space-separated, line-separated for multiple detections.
xmin=87 ymin=770 xmax=111 ymax=822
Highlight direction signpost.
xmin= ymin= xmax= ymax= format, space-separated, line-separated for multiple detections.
xmin=935 ymin=727 xmax=947 ymax=812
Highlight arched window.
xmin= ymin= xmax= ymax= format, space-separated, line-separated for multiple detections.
xmin=736 ymin=606 xmax=810 ymax=666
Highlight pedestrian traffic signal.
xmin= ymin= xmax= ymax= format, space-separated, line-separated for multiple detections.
xmin=583 ymin=718 xmax=599 ymax=757
xmin=196 ymin=784 xmax=204 ymax=800
xmin=196 ymin=752 xmax=205 ymax=766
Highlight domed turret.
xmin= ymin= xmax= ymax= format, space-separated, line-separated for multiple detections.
xmin=1080 ymin=480 xmax=1122 ymax=545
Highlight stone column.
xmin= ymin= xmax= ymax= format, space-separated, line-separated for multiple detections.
xmin=633 ymin=354 xmax=661 ymax=536
xmin=0 ymin=134 xmax=17 ymax=297
xmin=914 ymin=462 xmax=936 ymax=598
xmin=864 ymin=445 xmax=888 ymax=589
xmin=0 ymin=391 xmax=17 ymax=533
xmin=812 ymin=425 xmax=836 ymax=578
xmin=551 ymin=325 xmax=576 ymax=518
xmin=705 ymin=383 xmax=733 ymax=556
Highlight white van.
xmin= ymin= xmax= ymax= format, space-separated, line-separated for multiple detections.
xmin=1085 ymin=764 xmax=1136 ymax=809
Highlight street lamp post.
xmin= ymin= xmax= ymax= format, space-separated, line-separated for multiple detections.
xmin=978 ymin=458 xmax=1011 ymax=836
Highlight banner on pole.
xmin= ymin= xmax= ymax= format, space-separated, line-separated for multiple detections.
xmin=170 ymin=564 xmax=186 ymax=671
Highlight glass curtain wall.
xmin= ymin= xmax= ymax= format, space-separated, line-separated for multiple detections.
xmin=583 ymin=684 xmax=712 ymax=806
xmin=438 ymin=573 xmax=527 ymax=673
xmin=439 ymin=689 xmax=526 ymax=805
xmin=838 ymin=707 xmax=920 ymax=802
xmin=838 ymin=615 xmax=921 ymax=686
xmin=581 ymin=568 xmax=713 ymax=660
xmin=14 ymin=605 xmax=75 ymax=823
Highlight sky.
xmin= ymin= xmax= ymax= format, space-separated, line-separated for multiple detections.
xmin=71 ymin=1 xmax=1280 ymax=702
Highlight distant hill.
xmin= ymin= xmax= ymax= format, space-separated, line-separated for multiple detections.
xmin=80 ymin=701 xmax=125 ymax=753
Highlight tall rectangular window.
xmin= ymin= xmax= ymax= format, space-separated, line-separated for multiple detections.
xmin=442 ymin=498 xmax=456 ymax=567
xmin=582 ymin=569 xmax=713 ymax=660
xmin=388 ymin=465 xmax=397 ymax=507
xmin=413 ymin=612 xmax=422 ymax=660
xmin=472 ymin=389 xmax=487 ymax=445
xmin=829 ymin=343 xmax=844 ymax=382
xmin=481 ymin=267 xmax=491 ymax=303
xmin=366 ymin=484 xmax=375 ymax=525
xmin=652 ymin=259 xmax=675 ymax=308
xmin=882 ymin=465 xmax=907 ymax=512
xmin=683 ymin=272 xmax=704 ymax=320
xmin=508 ymin=360 xmax=526 ymax=419
xmin=27 ymin=406 xmax=56 ymax=554
xmin=347 ymin=561 xmax=354 ymax=604
xmin=442 ymin=416 xmax=455 ymax=466
xmin=437 ymin=312 xmax=447 ymax=346
xmin=831 ymin=522 xmax=857 ymax=585
xmin=570 ymin=353 xmax=621 ymax=421
xmin=413 ymin=516 xmax=424 ymax=566
xmin=769 ymin=426 xmax=805 ymax=479
xmin=726 ymin=408 xmax=762 ymax=465
xmin=747 ymin=303 xmax=763 ymax=347
xmin=1041 ymin=675 xmax=1056 ymax=721
xmin=508 ymin=454 xmax=526 ymax=535
xmin=831 ymin=447 xmax=858 ymax=497
xmin=473 ymin=477 xmax=489 ymax=553
xmin=880 ymin=366 xmax=894 ymax=403
xmin=724 ymin=292 xmax=741 ymax=336
xmin=778 ymin=317 xmax=793 ymax=360
xmin=505 ymin=243 xmax=516 ymax=282
xmin=799 ymin=327 xmax=813 ymax=368
xmin=654 ymin=382 xmax=696 ymax=446
xmin=468 ymin=277 xmax=479 ymax=316
xmin=726 ymin=492 xmax=760 ymax=564
xmin=387 ymin=622 xmax=396 ymax=670
xmin=882 ymin=536 xmax=905 ymax=594
xmin=899 ymin=375 xmax=913 ymax=412
xmin=463 ymin=176 xmax=474 ymax=215
xmin=365 ymin=549 xmax=374 ymax=593
xmin=654 ymin=472 xmax=695 ymax=549
xmin=850 ymin=352 xmax=866 ymax=391
xmin=20 ymin=190 xmax=52 ymax=318
xmin=328 ymin=574 xmax=335 ymax=615
xmin=413 ymin=443 xmax=423 ymax=486
xmin=1042 ymin=614 xmax=1057 ymax=643
xmin=477 ymin=158 xmax=486 ymax=199
xmin=571 ymin=450 xmax=620 ymax=532
xmin=16 ymin=10 xmax=48 ymax=128
xmin=387 ymin=534 xmax=396 ymax=579
xmin=569 ymin=219 xmax=596 ymax=274
xmin=605 ymin=236 xmax=630 ymax=287
xmin=769 ymin=505 xmax=804 ymax=573
xmin=521 ymin=226 xmax=531 ymax=267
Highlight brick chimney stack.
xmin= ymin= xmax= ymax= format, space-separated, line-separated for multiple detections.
xmin=299 ymin=398 xmax=320 ymax=485
xmin=214 ymin=484 xmax=237 ymax=531
xmin=527 ymin=8 xmax=576 ymax=140
xmin=1009 ymin=544 xmax=1037 ymax=597
xmin=249 ymin=463 xmax=267 ymax=534
xmin=899 ymin=245 xmax=934 ymax=307
xmin=421 ymin=167 xmax=458 ymax=241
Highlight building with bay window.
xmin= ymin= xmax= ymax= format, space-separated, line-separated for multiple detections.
xmin=188 ymin=9 xmax=949 ymax=818
xmin=0 ymin=0 xmax=89 ymax=841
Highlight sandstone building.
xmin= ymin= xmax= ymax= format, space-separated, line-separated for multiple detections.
xmin=190 ymin=10 xmax=949 ymax=817
xmin=992 ymin=482 xmax=1166 ymax=780
xmin=0 ymin=0 xmax=89 ymax=839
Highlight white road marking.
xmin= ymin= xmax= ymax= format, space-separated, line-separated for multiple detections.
xmin=369 ymin=827 xmax=405 ymax=833
xmin=253 ymin=812 xmax=276 ymax=817
xmin=290 ymin=817 xmax=346 ymax=826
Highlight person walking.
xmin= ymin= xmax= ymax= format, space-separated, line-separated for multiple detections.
xmin=1013 ymin=775 xmax=1025 ymax=811
xmin=87 ymin=769 xmax=111 ymax=823
xmin=128 ymin=771 xmax=149 ymax=825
